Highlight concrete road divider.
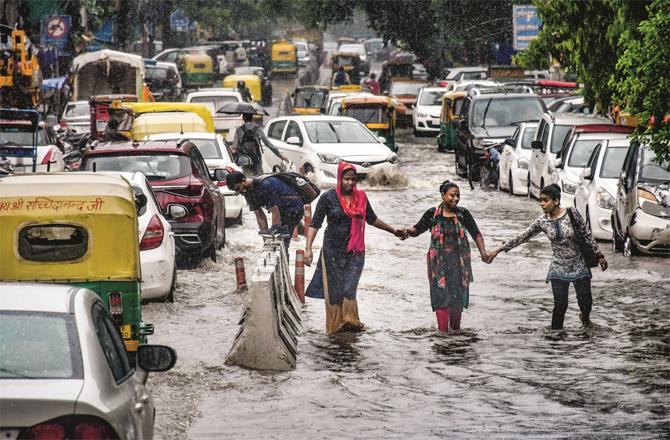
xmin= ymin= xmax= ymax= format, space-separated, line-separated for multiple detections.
xmin=226 ymin=235 xmax=302 ymax=371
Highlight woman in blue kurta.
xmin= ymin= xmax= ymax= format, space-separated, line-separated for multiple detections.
xmin=304 ymin=162 xmax=404 ymax=334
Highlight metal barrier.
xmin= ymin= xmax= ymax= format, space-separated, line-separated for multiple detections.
xmin=226 ymin=234 xmax=302 ymax=371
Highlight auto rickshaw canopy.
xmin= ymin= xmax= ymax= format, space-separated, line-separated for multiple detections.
xmin=222 ymin=74 xmax=262 ymax=104
xmin=440 ymin=91 xmax=467 ymax=124
xmin=293 ymin=86 xmax=329 ymax=114
xmin=340 ymin=96 xmax=398 ymax=127
xmin=0 ymin=172 xmax=141 ymax=283
xmin=331 ymin=52 xmax=361 ymax=72
xmin=120 ymin=102 xmax=215 ymax=133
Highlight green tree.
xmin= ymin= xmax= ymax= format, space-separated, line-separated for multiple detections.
xmin=613 ymin=0 xmax=670 ymax=163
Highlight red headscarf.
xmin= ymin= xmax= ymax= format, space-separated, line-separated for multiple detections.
xmin=336 ymin=162 xmax=368 ymax=253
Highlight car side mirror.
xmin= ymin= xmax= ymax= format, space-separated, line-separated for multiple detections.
xmin=531 ymin=140 xmax=543 ymax=150
xmin=167 ymin=204 xmax=187 ymax=219
xmin=137 ymin=345 xmax=177 ymax=372
xmin=504 ymin=138 xmax=515 ymax=147
xmin=378 ymin=136 xmax=387 ymax=144
xmin=213 ymin=168 xmax=228 ymax=182
xmin=286 ymin=136 xmax=302 ymax=146
xmin=581 ymin=167 xmax=593 ymax=180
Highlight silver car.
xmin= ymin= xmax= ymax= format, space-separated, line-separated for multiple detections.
xmin=62 ymin=100 xmax=91 ymax=134
xmin=0 ymin=283 xmax=177 ymax=439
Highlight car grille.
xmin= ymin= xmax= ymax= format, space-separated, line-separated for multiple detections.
xmin=347 ymin=159 xmax=387 ymax=167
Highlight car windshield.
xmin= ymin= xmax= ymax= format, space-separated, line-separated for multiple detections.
xmin=521 ymin=126 xmax=537 ymax=149
xmin=295 ymin=91 xmax=327 ymax=109
xmin=83 ymin=153 xmax=191 ymax=180
xmin=0 ymin=311 xmax=82 ymax=379
xmin=304 ymin=120 xmax=379 ymax=143
xmin=568 ymin=139 xmax=602 ymax=167
xmin=640 ymin=148 xmax=670 ymax=182
xmin=419 ymin=91 xmax=444 ymax=106
xmin=65 ymin=103 xmax=90 ymax=117
xmin=550 ymin=125 xmax=574 ymax=153
xmin=472 ymin=97 xmax=544 ymax=127
xmin=390 ymin=83 xmax=423 ymax=95
xmin=189 ymin=96 xmax=240 ymax=115
xmin=344 ymin=107 xmax=389 ymax=124
xmin=146 ymin=66 xmax=169 ymax=80
xmin=600 ymin=146 xmax=628 ymax=178
xmin=0 ymin=130 xmax=47 ymax=146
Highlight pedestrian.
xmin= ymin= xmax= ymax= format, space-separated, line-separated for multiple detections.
xmin=237 ymin=80 xmax=253 ymax=103
xmin=488 ymin=183 xmax=608 ymax=330
xmin=304 ymin=162 xmax=405 ymax=334
xmin=363 ymin=72 xmax=380 ymax=95
xmin=331 ymin=66 xmax=351 ymax=87
xmin=226 ymin=170 xmax=304 ymax=255
xmin=231 ymin=113 xmax=288 ymax=176
xmin=402 ymin=180 xmax=491 ymax=332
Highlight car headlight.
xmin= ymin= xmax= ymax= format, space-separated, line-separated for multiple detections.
xmin=517 ymin=157 xmax=529 ymax=170
xmin=597 ymin=188 xmax=615 ymax=209
xmin=561 ymin=180 xmax=577 ymax=195
xmin=387 ymin=154 xmax=399 ymax=164
xmin=317 ymin=152 xmax=343 ymax=164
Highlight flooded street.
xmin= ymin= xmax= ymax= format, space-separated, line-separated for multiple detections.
xmin=144 ymin=131 xmax=670 ymax=439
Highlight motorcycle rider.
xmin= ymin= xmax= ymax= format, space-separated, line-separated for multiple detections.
xmin=237 ymin=80 xmax=253 ymax=103
xmin=331 ymin=66 xmax=351 ymax=87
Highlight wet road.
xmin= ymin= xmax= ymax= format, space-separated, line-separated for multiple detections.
xmin=143 ymin=130 xmax=670 ymax=439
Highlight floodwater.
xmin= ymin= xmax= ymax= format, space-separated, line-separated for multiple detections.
xmin=143 ymin=128 xmax=669 ymax=439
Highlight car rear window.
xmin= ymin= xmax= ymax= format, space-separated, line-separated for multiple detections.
xmin=65 ymin=103 xmax=90 ymax=117
xmin=18 ymin=224 xmax=89 ymax=262
xmin=0 ymin=311 xmax=83 ymax=379
xmin=568 ymin=139 xmax=602 ymax=167
xmin=419 ymin=91 xmax=443 ymax=106
xmin=473 ymin=97 xmax=544 ymax=127
xmin=82 ymin=153 xmax=191 ymax=180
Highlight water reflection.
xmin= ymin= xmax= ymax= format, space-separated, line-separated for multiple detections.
xmin=430 ymin=329 xmax=480 ymax=366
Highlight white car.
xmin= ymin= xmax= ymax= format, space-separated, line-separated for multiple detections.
xmin=295 ymin=41 xmax=310 ymax=66
xmin=184 ymin=89 xmax=244 ymax=142
xmin=62 ymin=100 xmax=91 ymax=134
xmin=147 ymin=132 xmax=245 ymax=224
xmin=263 ymin=115 xmax=400 ymax=187
xmin=101 ymin=171 xmax=177 ymax=302
xmin=528 ymin=112 xmax=612 ymax=198
xmin=413 ymin=87 xmax=447 ymax=136
xmin=499 ymin=122 xmax=538 ymax=196
xmin=574 ymin=138 xmax=630 ymax=240
xmin=0 ymin=125 xmax=65 ymax=173
xmin=553 ymin=128 xmax=633 ymax=208
xmin=0 ymin=283 xmax=176 ymax=439
xmin=439 ymin=66 xmax=488 ymax=88
xmin=446 ymin=79 xmax=500 ymax=92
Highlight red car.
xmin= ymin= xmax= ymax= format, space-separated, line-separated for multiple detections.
xmin=80 ymin=140 xmax=226 ymax=262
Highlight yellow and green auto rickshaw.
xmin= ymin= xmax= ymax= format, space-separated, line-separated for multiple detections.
xmin=0 ymin=172 xmax=152 ymax=354
xmin=379 ymin=59 xmax=414 ymax=93
xmin=331 ymin=52 xmax=362 ymax=85
xmin=222 ymin=74 xmax=263 ymax=104
xmin=178 ymin=53 xmax=214 ymax=89
xmin=437 ymin=91 xmax=467 ymax=152
xmin=339 ymin=96 xmax=403 ymax=152
xmin=292 ymin=85 xmax=329 ymax=114
xmin=271 ymin=40 xmax=298 ymax=76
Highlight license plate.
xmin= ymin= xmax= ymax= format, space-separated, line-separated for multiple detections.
xmin=13 ymin=166 xmax=25 ymax=173
xmin=120 ymin=324 xmax=132 ymax=339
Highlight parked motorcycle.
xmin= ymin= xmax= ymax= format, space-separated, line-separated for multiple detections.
xmin=479 ymin=144 xmax=503 ymax=191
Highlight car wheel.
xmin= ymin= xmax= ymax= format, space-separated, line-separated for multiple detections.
xmin=208 ymin=221 xmax=219 ymax=262
xmin=163 ymin=269 xmax=176 ymax=303
xmin=623 ymin=231 xmax=640 ymax=256
xmin=527 ymin=173 xmax=532 ymax=199
xmin=468 ymin=161 xmax=481 ymax=182
xmin=612 ymin=215 xmax=624 ymax=252
xmin=508 ymin=171 xmax=514 ymax=194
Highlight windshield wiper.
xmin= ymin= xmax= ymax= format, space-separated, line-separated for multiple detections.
xmin=327 ymin=123 xmax=341 ymax=143
xmin=479 ymin=99 xmax=492 ymax=128
xmin=0 ymin=367 xmax=37 ymax=379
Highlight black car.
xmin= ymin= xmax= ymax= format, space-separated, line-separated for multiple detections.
xmin=455 ymin=90 xmax=545 ymax=180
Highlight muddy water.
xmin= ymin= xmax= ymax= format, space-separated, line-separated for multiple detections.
xmin=144 ymin=130 xmax=669 ymax=439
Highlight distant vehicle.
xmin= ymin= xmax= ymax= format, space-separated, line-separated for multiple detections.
xmin=439 ymin=66 xmax=488 ymax=88
xmin=412 ymin=63 xmax=428 ymax=81
xmin=612 ymin=142 xmax=670 ymax=255
xmin=144 ymin=60 xmax=182 ymax=101
xmin=364 ymin=38 xmax=388 ymax=61
xmin=0 ymin=283 xmax=176 ymax=439
xmin=388 ymin=80 xmax=427 ymax=126
xmin=446 ymin=80 xmax=500 ymax=92
xmin=232 ymin=66 xmax=272 ymax=105
xmin=524 ymin=70 xmax=550 ymax=80
xmin=263 ymin=115 xmax=399 ymax=187
xmin=184 ymin=89 xmax=244 ymax=141
xmin=498 ymin=122 xmax=538 ymax=196
xmin=413 ymin=86 xmax=447 ymax=136
xmin=0 ymin=113 xmax=65 ymax=173
xmin=61 ymin=100 xmax=91 ymax=134
xmin=574 ymin=138 xmax=631 ymax=240
xmin=547 ymin=95 xmax=591 ymax=114
xmin=338 ymin=43 xmax=370 ymax=76
xmin=295 ymin=40 xmax=311 ymax=67
xmin=325 ymin=91 xmax=374 ymax=116
xmin=80 ymin=140 xmax=226 ymax=263
xmin=147 ymin=132 xmax=245 ymax=224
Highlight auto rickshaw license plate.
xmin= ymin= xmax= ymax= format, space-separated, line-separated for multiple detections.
xmin=120 ymin=324 xmax=131 ymax=339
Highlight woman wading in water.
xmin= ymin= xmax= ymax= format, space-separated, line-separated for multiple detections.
xmin=304 ymin=162 xmax=405 ymax=334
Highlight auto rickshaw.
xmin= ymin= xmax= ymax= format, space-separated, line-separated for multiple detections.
xmin=178 ymin=53 xmax=214 ymax=89
xmin=108 ymin=101 xmax=215 ymax=140
xmin=436 ymin=91 xmax=467 ymax=152
xmin=222 ymin=74 xmax=263 ymax=104
xmin=89 ymin=94 xmax=139 ymax=141
xmin=339 ymin=96 xmax=402 ymax=152
xmin=0 ymin=172 xmax=152 ymax=354
xmin=379 ymin=59 xmax=414 ymax=93
xmin=331 ymin=52 xmax=362 ymax=85
xmin=292 ymin=86 xmax=329 ymax=114
xmin=271 ymin=40 xmax=298 ymax=76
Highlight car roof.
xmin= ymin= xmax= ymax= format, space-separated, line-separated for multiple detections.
xmin=546 ymin=112 xmax=612 ymax=125
xmin=607 ymin=138 xmax=631 ymax=147
xmin=275 ymin=115 xmax=359 ymax=123
xmin=575 ymin=131 xmax=631 ymax=140
xmin=0 ymin=284 xmax=91 ymax=313
xmin=0 ymin=172 xmax=134 ymax=198
xmin=85 ymin=140 xmax=192 ymax=155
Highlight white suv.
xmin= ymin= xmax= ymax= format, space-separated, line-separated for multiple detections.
xmin=413 ymin=87 xmax=447 ymax=136
xmin=528 ymin=112 xmax=612 ymax=198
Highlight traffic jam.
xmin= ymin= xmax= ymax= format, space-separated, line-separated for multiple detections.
xmin=1 ymin=2 xmax=669 ymax=439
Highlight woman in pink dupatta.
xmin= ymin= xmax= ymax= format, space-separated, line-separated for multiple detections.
xmin=304 ymin=162 xmax=405 ymax=334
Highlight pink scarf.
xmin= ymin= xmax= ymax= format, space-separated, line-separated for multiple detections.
xmin=336 ymin=162 xmax=368 ymax=253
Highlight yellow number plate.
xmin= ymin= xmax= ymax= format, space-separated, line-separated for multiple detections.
xmin=120 ymin=325 xmax=132 ymax=339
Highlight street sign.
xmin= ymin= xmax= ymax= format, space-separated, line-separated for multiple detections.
xmin=170 ymin=9 xmax=195 ymax=32
xmin=513 ymin=5 xmax=542 ymax=51
xmin=87 ymin=19 xmax=115 ymax=52
xmin=41 ymin=15 xmax=71 ymax=55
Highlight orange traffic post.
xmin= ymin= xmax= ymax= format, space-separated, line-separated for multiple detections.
xmin=234 ymin=257 xmax=247 ymax=291
xmin=303 ymin=204 xmax=312 ymax=235
xmin=292 ymin=225 xmax=299 ymax=240
xmin=294 ymin=249 xmax=305 ymax=303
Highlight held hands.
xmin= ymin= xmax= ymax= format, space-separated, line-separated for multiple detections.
xmin=304 ymin=248 xmax=313 ymax=267
xmin=393 ymin=227 xmax=411 ymax=240
xmin=599 ymin=257 xmax=608 ymax=271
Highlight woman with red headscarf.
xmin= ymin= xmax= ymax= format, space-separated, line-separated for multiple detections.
xmin=304 ymin=162 xmax=405 ymax=334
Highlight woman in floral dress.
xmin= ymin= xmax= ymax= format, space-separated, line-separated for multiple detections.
xmin=405 ymin=180 xmax=491 ymax=332
xmin=489 ymin=184 xmax=608 ymax=329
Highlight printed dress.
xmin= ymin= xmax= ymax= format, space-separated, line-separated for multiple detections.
xmin=502 ymin=209 xmax=601 ymax=282
xmin=413 ymin=205 xmax=481 ymax=311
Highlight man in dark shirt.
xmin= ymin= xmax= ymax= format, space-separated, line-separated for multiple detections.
xmin=226 ymin=171 xmax=304 ymax=255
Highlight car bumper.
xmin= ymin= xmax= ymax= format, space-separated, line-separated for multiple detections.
xmin=317 ymin=161 xmax=399 ymax=187
xmin=590 ymin=203 xmax=614 ymax=241
xmin=414 ymin=116 xmax=440 ymax=132
xmin=512 ymin=167 xmax=529 ymax=195
xmin=628 ymin=209 xmax=670 ymax=254
xmin=140 ymin=239 xmax=175 ymax=300
xmin=222 ymin=192 xmax=244 ymax=218
xmin=170 ymin=221 xmax=210 ymax=253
